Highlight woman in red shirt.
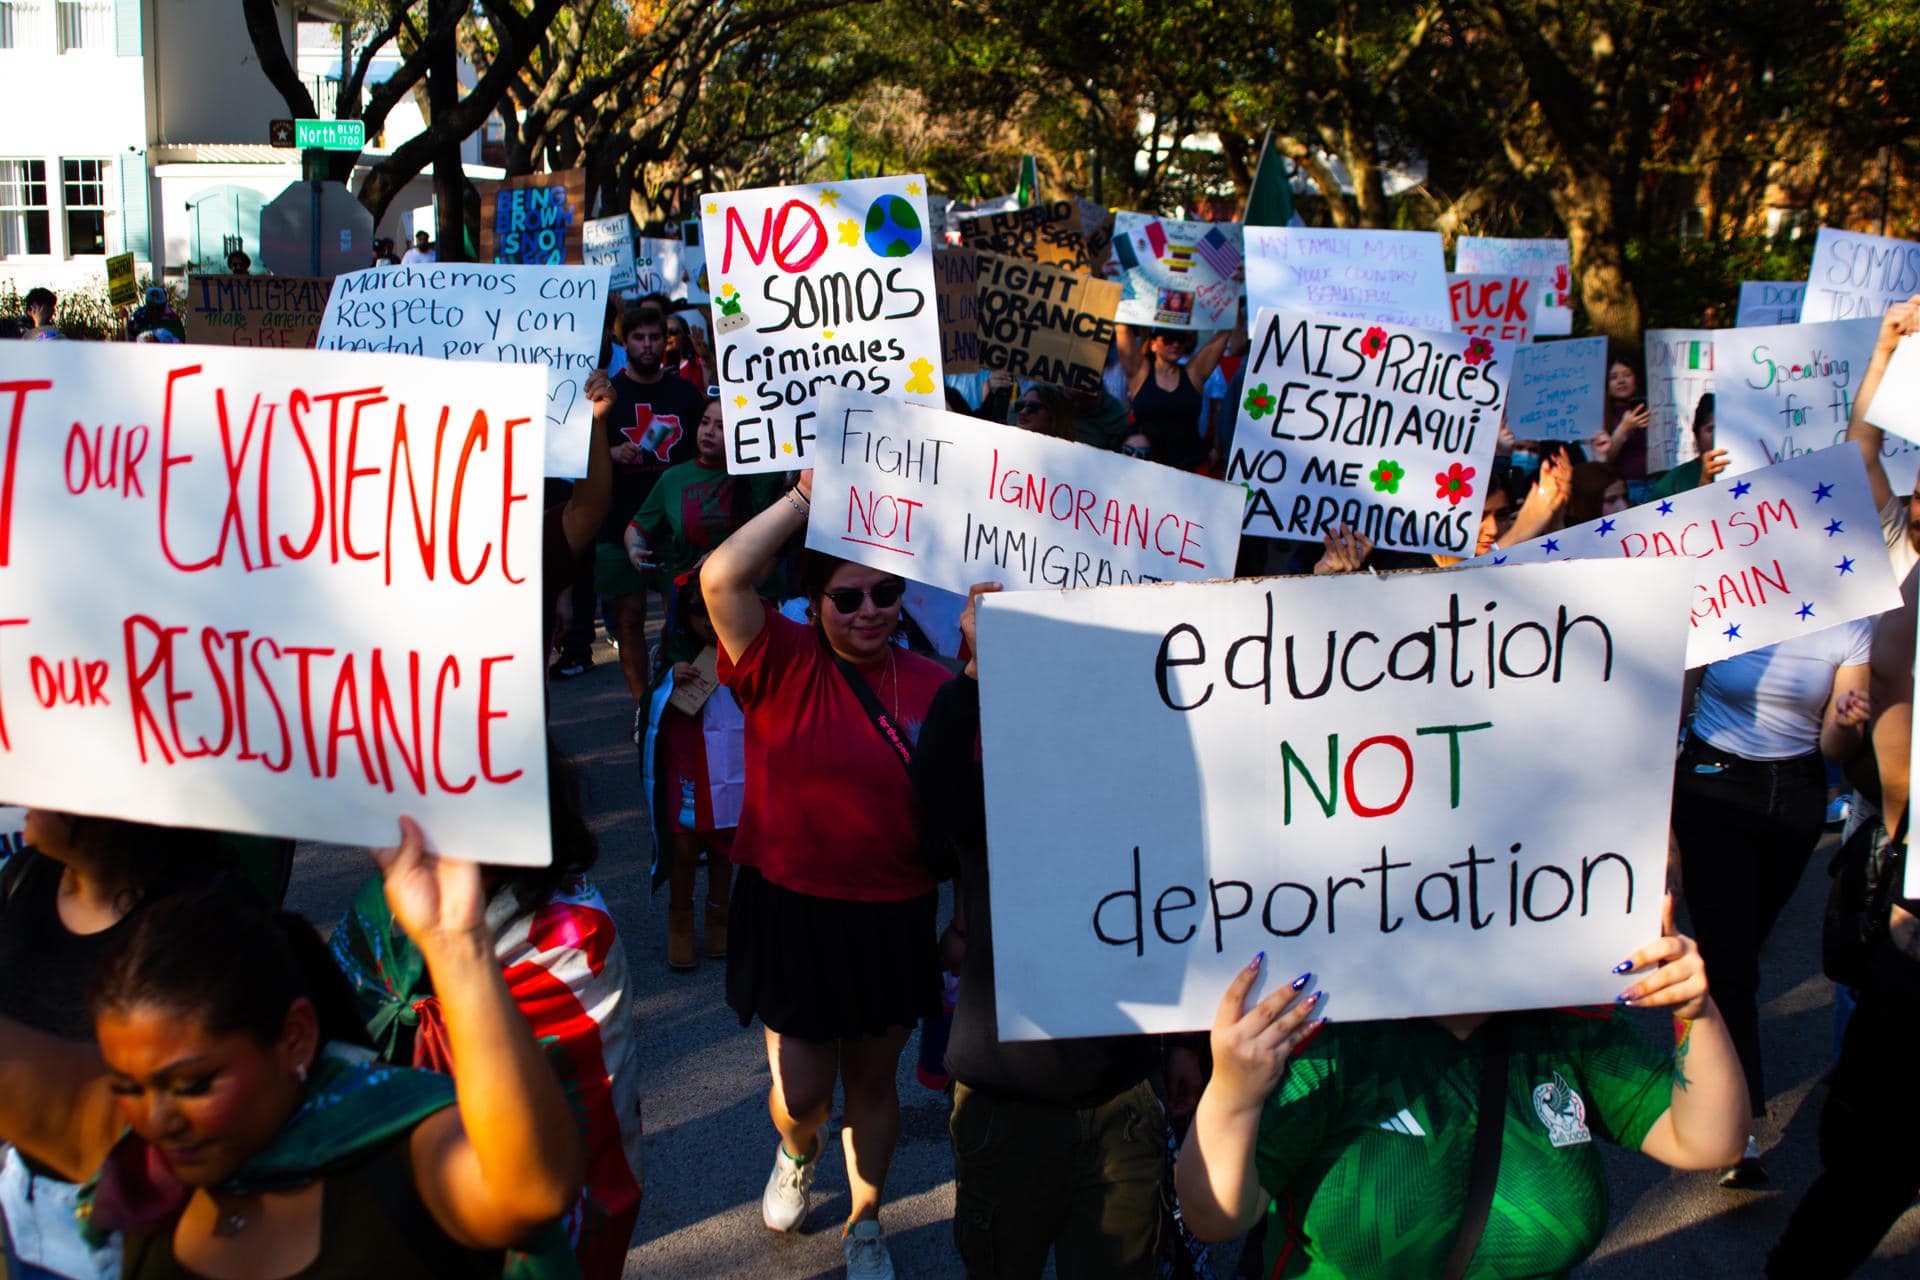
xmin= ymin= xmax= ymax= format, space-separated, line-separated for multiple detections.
xmin=700 ymin=469 xmax=947 ymax=1279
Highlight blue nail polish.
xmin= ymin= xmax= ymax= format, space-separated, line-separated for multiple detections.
xmin=1616 ymin=993 xmax=1633 ymax=1004
xmin=1291 ymin=971 xmax=1312 ymax=991
xmin=1612 ymin=960 xmax=1634 ymax=975
xmin=1248 ymin=951 xmax=1266 ymax=971
xmin=1309 ymin=989 xmax=1326 ymax=1008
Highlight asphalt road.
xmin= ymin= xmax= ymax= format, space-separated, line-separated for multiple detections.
xmin=283 ymin=628 xmax=1920 ymax=1278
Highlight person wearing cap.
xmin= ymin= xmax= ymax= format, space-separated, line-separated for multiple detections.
xmin=126 ymin=286 xmax=183 ymax=343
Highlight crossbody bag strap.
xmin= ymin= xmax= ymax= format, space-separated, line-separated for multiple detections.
xmin=1440 ymin=1016 xmax=1512 ymax=1280
xmin=826 ymin=640 xmax=914 ymax=773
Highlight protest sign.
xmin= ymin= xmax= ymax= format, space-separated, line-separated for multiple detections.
xmin=678 ymin=220 xmax=711 ymax=304
xmin=1865 ymin=335 xmax=1920 ymax=445
xmin=316 ymin=262 xmax=612 ymax=478
xmin=1504 ymin=337 xmax=1605 ymax=442
xmin=1226 ymin=308 xmax=1508 ymax=556
xmin=1245 ymin=228 xmax=1453 ymax=332
xmin=634 ymin=237 xmax=698 ymax=300
xmin=806 ymin=385 xmax=1243 ymax=594
xmin=1710 ymin=319 xmax=1919 ymax=494
xmin=974 ymin=251 xmax=1120 ymax=395
xmin=1645 ymin=329 xmax=1714 ymax=471
xmin=1737 ymin=281 xmax=1807 ymax=328
xmin=185 ymin=275 xmax=330 ymax=349
xmin=1453 ymin=237 xmax=1573 ymax=335
xmin=106 ymin=253 xmax=138 ymax=307
xmin=953 ymin=200 xmax=1102 ymax=274
xmin=582 ymin=215 xmax=637 ymax=291
xmin=932 ymin=248 xmax=981 ymax=374
xmin=0 ymin=343 xmax=552 ymax=865
xmin=975 ymin=558 xmax=1689 ymax=1038
xmin=1798 ymin=227 xmax=1920 ymax=323
xmin=699 ymin=174 xmax=943 ymax=473
xmin=478 ymin=169 xmax=586 ymax=265
xmin=1447 ymin=273 xmax=1535 ymax=343
xmin=1471 ymin=446 xmax=1898 ymax=667
xmin=1112 ymin=214 xmax=1243 ymax=331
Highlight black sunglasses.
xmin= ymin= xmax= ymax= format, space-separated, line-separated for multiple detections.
xmin=824 ymin=582 xmax=905 ymax=614
xmin=1014 ymin=399 xmax=1047 ymax=415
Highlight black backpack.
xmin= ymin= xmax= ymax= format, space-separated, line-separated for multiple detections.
xmin=1821 ymin=812 xmax=1908 ymax=986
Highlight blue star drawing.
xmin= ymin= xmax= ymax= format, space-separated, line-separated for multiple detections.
xmin=1836 ymin=557 xmax=1856 ymax=575
xmin=1825 ymin=519 xmax=1845 ymax=537
xmin=1596 ymin=518 xmax=1617 ymax=537
xmin=1723 ymin=623 xmax=1741 ymax=641
xmin=1812 ymin=482 xmax=1835 ymax=503
xmin=1730 ymin=480 xmax=1753 ymax=499
xmin=1541 ymin=538 xmax=1560 ymax=554
xmin=1797 ymin=602 xmax=1817 ymax=620
xmin=1656 ymin=500 xmax=1674 ymax=515
xmin=1492 ymin=555 xmax=1508 ymax=565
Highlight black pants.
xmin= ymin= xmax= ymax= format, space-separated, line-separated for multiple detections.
xmin=1767 ymin=941 xmax=1920 ymax=1276
xmin=1671 ymin=737 xmax=1826 ymax=1118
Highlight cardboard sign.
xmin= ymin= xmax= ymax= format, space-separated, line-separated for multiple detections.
xmin=478 ymin=169 xmax=586 ymax=265
xmin=1645 ymin=329 xmax=1715 ymax=471
xmin=1112 ymin=214 xmax=1243 ymax=331
xmin=316 ymin=262 xmax=612 ymax=479
xmin=582 ymin=215 xmax=637 ymax=292
xmin=1453 ymin=237 xmax=1573 ymax=335
xmin=0 ymin=343 xmax=552 ymax=865
xmin=699 ymin=173 xmax=943 ymax=473
xmin=1798 ymin=227 xmax=1920 ymax=323
xmin=1737 ymin=281 xmax=1807 ymax=328
xmin=1865 ymin=335 xmax=1920 ymax=446
xmin=1504 ymin=337 xmax=1605 ymax=442
xmin=666 ymin=646 xmax=720 ymax=715
xmin=975 ymin=558 xmax=1690 ymax=1038
xmin=1447 ymin=273 xmax=1534 ymax=343
xmin=106 ymin=252 xmax=138 ymax=307
xmin=806 ymin=385 xmax=1243 ymax=594
xmin=932 ymin=248 xmax=981 ymax=374
xmin=1245 ymin=228 xmax=1453 ymax=332
xmin=1226 ymin=308 xmax=1509 ymax=556
xmin=953 ymin=200 xmax=1102 ymax=274
xmin=974 ymin=251 xmax=1120 ymax=396
xmin=185 ymin=275 xmax=330 ymax=349
xmin=1471 ymin=446 xmax=1898 ymax=667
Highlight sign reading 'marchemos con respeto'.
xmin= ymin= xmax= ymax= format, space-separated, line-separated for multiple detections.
xmin=700 ymin=174 xmax=943 ymax=474
xmin=1227 ymin=308 xmax=1508 ymax=556
xmin=806 ymin=385 xmax=1243 ymax=593
xmin=976 ymin=558 xmax=1690 ymax=1038
xmin=0 ymin=343 xmax=553 ymax=866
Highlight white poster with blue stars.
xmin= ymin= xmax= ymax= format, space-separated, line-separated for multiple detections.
xmin=699 ymin=174 xmax=944 ymax=475
xmin=1468 ymin=444 xmax=1898 ymax=668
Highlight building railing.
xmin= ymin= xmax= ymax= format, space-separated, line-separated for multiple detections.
xmin=0 ymin=0 xmax=112 ymax=52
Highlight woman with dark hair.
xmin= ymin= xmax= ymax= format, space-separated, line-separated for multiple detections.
xmin=1115 ymin=326 xmax=1234 ymax=471
xmin=1010 ymin=384 xmax=1078 ymax=443
xmin=1588 ymin=348 xmax=1652 ymax=497
xmin=1564 ymin=461 xmax=1630 ymax=527
xmin=1648 ymin=393 xmax=1731 ymax=499
xmin=0 ymin=821 xmax=581 ymax=1277
xmin=699 ymin=472 xmax=949 ymax=1280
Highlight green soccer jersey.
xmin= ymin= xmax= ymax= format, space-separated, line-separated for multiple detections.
xmin=1255 ymin=1009 xmax=1672 ymax=1280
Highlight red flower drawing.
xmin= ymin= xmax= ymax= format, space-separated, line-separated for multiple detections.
xmin=1436 ymin=463 xmax=1476 ymax=505
xmin=1360 ymin=326 xmax=1388 ymax=358
xmin=1464 ymin=337 xmax=1494 ymax=365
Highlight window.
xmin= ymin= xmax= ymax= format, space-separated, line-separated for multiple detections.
xmin=62 ymin=158 xmax=107 ymax=254
xmin=0 ymin=1 xmax=50 ymax=51
xmin=0 ymin=160 xmax=49 ymax=257
xmin=54 ymin=0 xmax=109 ymax=51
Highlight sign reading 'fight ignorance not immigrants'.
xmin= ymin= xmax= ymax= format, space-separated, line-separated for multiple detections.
xmin=976 ymin=558 xmax=1691 ymax=1038
xmin=974 ymin=251 xmax=1120 ymax=396
xmin=701 ymin=174 xmax=944 ymax=474
xmin=1227 ymin=309 xmax=1508 ymax=556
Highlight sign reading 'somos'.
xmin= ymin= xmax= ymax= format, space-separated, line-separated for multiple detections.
xmin=700 ymin=174 xmax=944 ymax=474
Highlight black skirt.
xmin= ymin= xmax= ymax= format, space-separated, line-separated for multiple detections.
xmin=726 ymin=865 xmax=940 ymax=1042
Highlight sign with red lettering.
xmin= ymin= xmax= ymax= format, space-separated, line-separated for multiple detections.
xmin=1447 ymin=273 xmax=1534 ymax=343
xmin=0 ymin=344 xmax=552 ymax=865
xmin=1468 ymin=445 xmax=1896 ymax=667
xmin=806 ymin=384 xmax=1243 ymax=595
xmin=975 ymin=557 xmax=1691 ymax=1037
xmin=699 ymin=174 xmax=943 ymax=474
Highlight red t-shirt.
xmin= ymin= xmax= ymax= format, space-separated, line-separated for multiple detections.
xmin=718 ymin=604 xmax=948 ymax=901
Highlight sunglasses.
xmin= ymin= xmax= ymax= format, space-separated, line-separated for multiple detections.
xmin=824 ymin=582 xmax=905 ymax=614
xmin=1014 ymin=399 xmax=1047 ymax=415
xmin=1119 ymin=444 xmax=1150 ymax=458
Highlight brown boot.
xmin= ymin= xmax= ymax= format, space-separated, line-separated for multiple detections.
xmin=705 ymin=899 xmax=729 ymax=959
xmin=668 ymin=906 xmax=696 ymax=971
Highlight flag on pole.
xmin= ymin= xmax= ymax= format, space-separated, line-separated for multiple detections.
xmin=1016 ymin=156 xmax=1039 ymax=209
xmin=1243 ymin=130 xmax=1298 ymax=227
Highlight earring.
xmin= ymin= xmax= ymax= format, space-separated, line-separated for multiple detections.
xmin=295 ymin=1063 xmax=309 ymax=1085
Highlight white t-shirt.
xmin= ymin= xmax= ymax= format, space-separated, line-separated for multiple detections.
xmin=1692 ymin=621 xmax=1872 ymax=759
xmin=402 ymin=246 xmax=437 ymax=264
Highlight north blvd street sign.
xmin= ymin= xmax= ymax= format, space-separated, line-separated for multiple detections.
xmin=294 ymin=119 xmax=365 ymax=151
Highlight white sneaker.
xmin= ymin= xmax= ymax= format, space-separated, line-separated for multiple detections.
xmin=761 ymin=1141 xmax=814 ymax=1232
xmin=842 ymin=1220 xmax=895 ymax=1279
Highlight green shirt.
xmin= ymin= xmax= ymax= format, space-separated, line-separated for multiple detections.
xmin=1256 ymin=1009 xmax=1672 ymax=1280
xmin=1647 ymin=459 xmax=1703 ymax=500
xmin=630 ymin=458 xmax=783 ymax=582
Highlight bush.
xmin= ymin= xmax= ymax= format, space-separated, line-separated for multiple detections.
xmin=0 ymin=276 xmax=178 ymax=341
xmin=1626 ymin=236 xmax=1817 ymax=331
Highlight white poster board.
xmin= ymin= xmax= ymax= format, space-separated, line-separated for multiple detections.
xmin=0 ymin=344 xmax=552 ymax=865
xmin=1798 ymin=228 xmax=1920 ymax=323
xmin=634 ymin=237 xmax=699 ymax=300
xmin=1227 ymin=307 xmax=1508 ymax=556
xmin=1645 ymin=329 xmax=1715 ymax=471
xmin=1737 ymin=281 xmax=1807 ymax=328
xmin=1505 ymin=337 xmax=1606 ymax=442
xmin=700 ymin=174 xmax=943 ymax=473
xmin=317 ymin=262 xmax=612 ymax=478
xmin=976 ymin=559 xmax=1690 ymax=1038
xmin=806 ymin=386 xmax=1243 ymax=593
xmin=582 ymin=215 xmax=637 ymax=292
xmin=1454 ymin=237 xmax=1574 ymax=335
xmin=1471 ymin=446 xmax=1898 ymax=667
xmin=1448 ymin=273 xmax=1535 ymax=343
xmin=1244 ymin=227 xmax=1452 ymax=332
xmin=1863 ymin=335 xmax=1920 ymax=447
xmin=1112 ymin=214 xmax=1244 ymax=331
xmin=677 ymin=220 xmax=712 ymax=304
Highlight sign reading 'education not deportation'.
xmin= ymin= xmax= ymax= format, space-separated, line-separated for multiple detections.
xmin=977 ymin=558 xmax=1691 ymax=1039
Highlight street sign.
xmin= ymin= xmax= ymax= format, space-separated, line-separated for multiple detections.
xmin=269 ymin=118 xmax=295 ymax=148
xmin=294 ymin=119 xmax=364 ymax=151
xmin=105 ymin=252 xmax=137 ymax=306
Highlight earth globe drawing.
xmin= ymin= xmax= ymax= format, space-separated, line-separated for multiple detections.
xmin=864 ymin=196 xmax=923 ymax=258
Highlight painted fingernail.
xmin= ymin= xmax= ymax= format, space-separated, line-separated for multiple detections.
xmin=1308 ymin=989 xmax=1326 ymax=1009
xmin=1247 ymin=952 xmax=1266 ymax=971
xmin=1616 ymin=993 xmax=1634 ymax=1005
xmin=1291 ymin=971 xmax=1312 ymax=991
xmin=1612 ymin=960 xmax=1634 ymax=974
xmin=1297 ymin=1018 xmax=1330 ymax=1049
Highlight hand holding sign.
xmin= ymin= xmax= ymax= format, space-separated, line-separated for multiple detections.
xmin=1208 ymin=958 xmax=1325 ymax=1116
